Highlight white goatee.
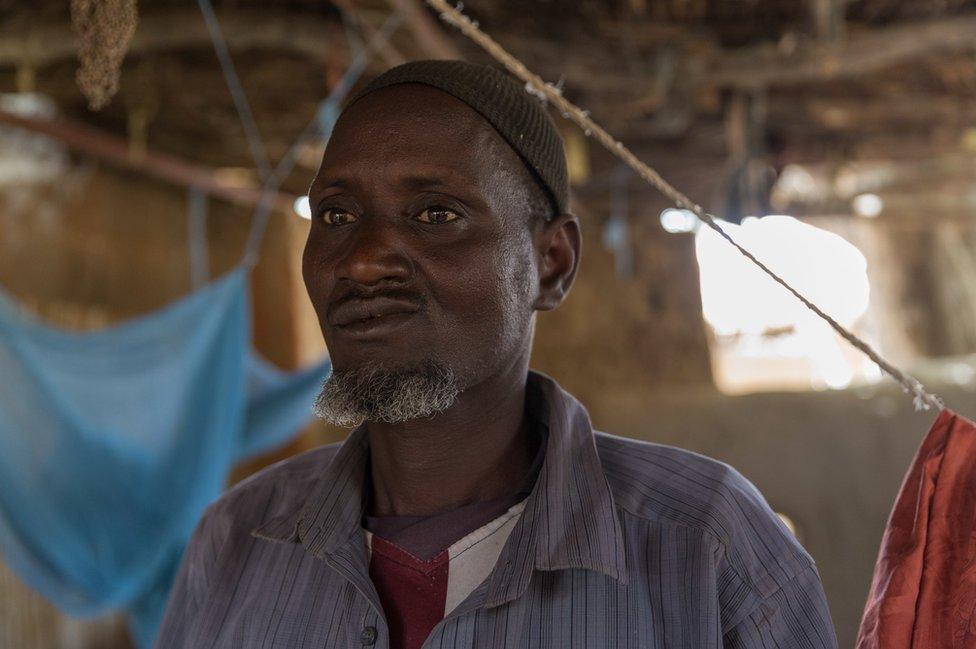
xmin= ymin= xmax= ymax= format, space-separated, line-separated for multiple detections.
xmin=313 ymin=359 xmax=461 ymax=428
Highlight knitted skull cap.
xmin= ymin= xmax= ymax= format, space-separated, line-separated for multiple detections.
xmin=343 ymin=59 xmax=569 ymax=216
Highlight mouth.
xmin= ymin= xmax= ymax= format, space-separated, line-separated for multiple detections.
xmin=328 ymin=296 xmax=422 ymax=339
xmin=333 ymin=310 xmax=419 ymax=338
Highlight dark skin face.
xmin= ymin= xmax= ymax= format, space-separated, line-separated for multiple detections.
xmin=303 ymin=83 xmax=581 ymax=516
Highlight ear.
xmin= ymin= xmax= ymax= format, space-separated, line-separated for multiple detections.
xmin=532 ymin=212 xmax=582 ymax=311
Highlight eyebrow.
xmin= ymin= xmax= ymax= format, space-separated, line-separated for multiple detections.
xmin=310 ymin=176 xmax=349 ymax=194
xmin=400 ymin=174 xmax=456 ymax=191
xmin=313 ymin=172 xmax=466 ymax=194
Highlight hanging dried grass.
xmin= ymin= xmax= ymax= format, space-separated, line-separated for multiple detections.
xmin=71 ymin=0 xmax=139 ymax=110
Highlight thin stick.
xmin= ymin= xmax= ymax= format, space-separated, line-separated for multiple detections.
xmin=426 ymin=0 xmax=943 ymax=412
xmin=197 ymin=0 xmax=272 ymax=183
xmin=240 ymin=10 xmax=403 ymax=268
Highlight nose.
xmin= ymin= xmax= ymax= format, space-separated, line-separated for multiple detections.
xmin=334 ymin=218 xmax=411 ymax=287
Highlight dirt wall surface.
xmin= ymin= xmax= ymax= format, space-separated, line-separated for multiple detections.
xmin=2 ymin=380 xmax=968 ymax=649
xmin=585 ymin=381 xmax=976 ymax=649
xmin=532 ymin=188 xmax=716 ymax=398
xmin=2 ymin=165 xmax=971 ymax=649
xmin=529 ymin=201 xmax=976 ymax=649
xmin=4 ymin=0 xmax=976 ymax=644
xmin=0 ymin=165 xmax=315 ymax=649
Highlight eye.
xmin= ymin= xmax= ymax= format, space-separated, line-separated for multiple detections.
xmin=416 ymin=206 xmax=461 ymax=224
xmin=321 ymin=208 xmax=357 ymax=226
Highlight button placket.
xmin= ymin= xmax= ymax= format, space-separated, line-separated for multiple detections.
xmin=360 ymin=625 xmax=378 ymax=646
xmin=356 ymin=606 xmax=385 ymax=649
xmin=422 ymin=602 xmax=481 ymax=649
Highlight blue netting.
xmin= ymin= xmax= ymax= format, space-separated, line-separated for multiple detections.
xmin=0 ymin=267 xmax=330 ymax=646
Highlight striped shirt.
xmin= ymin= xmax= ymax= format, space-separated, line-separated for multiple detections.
xmin=365 ymin=502 xmax=527 ymax=649
xmin=154 ymin=370 xmax=837 ymax=649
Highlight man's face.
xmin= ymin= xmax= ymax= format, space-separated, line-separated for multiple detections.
xmin=303 ymin=84 xmax=544 ymax=392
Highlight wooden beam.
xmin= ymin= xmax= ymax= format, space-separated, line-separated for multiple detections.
xmin=385 ymin=0 xmax=461 ymax=60
xmin=0 ymin=9 xmax=359 ymax=69
xmin=331 ymin=0 xmax=407 ymax=67
xmin=388 ymin=0 xmax=464 ymax=59
xmin=704 ymin=13 xmax=976 ymax=89
xmin=787 ymin=195 xmax=976 ymax=221
xmin=779 ymin=95 xmax=976 ymax=131
xmin=6 ymin=7 xmax=975 ymax=98
xmin=0 ymin=109 xmax=297 ymax=211
xmin=811 ymin=0 xmax=846 ymax=44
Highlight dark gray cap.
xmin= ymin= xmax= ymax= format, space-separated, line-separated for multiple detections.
xmin=344 ymin=59 xmax=569 ymax=215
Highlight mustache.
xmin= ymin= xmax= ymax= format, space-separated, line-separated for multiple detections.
xmin=329 ymin=285 xmax=423 ymax=309
xmin=326 ymin=284 xmax=425 ymax=324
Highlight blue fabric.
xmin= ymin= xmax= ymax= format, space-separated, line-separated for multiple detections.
xmin=0 ymin=267 xmax=330 ymax=646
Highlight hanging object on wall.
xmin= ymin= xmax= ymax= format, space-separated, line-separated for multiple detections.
xmin=856 ymin=409 xmax=976 ymax=649
xmin=70 ymin=0 xmax=139 ymax=111
xmin=0 ymin=268 xmax=331 ymax=649
xmin=722 ymin=92 xmax=777 ymax=224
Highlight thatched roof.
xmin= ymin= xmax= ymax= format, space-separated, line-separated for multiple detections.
xmin=1 ymin=0 xmax=974 ymax=217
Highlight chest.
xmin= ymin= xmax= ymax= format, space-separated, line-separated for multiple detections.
xmin=194 ymin=548 xmax=724 ymax=649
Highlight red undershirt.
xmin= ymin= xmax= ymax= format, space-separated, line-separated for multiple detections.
xmin=362 ymin=424 xmax=546 ymax=649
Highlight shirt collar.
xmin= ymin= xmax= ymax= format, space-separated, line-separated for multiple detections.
xmin=251 ymin=370 xmax=628 ymax=601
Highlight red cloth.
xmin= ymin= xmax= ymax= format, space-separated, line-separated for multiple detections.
xmin=368 ymin=536 xmax=450 ymax=649
xmin=857 ymin=408 xmax=976 ymax=649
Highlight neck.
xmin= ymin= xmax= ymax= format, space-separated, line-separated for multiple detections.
xmin=365 ymin=357 xmax=537 ymax=518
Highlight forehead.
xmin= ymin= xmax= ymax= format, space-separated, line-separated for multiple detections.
xmin=314 ymin=84 xmax=512 ymax=190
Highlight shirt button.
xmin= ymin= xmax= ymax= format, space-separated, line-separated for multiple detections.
xmin=360 ymin=626 xmax=378 ymax=646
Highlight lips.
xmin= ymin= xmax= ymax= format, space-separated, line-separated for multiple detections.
xmin=328 ymin=296 xmax=421 ymax=328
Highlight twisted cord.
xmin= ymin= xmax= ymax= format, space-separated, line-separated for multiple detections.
xmin=427 ymin=0 xmax=942 ymax=411
xmin=197 ymin=0 xmax=273 ymax=183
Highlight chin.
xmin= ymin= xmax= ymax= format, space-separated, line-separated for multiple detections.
xmin=327 ymin=348 xmax=438 ymax=376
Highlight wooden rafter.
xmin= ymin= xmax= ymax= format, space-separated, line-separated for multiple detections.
xmin=3 ymin=8 xmax=975 ymax=93
xmin=332 ymin=0 xmax=407 ymax=67
xmin=0 ymin=9 xmax=359 ymax=69
xmin=0 ymin=108 xmax=297 ymax=212
xmin=704 ymin=12 xmax=976 ymax=89
xmin=385 ymin=0 xmax=461 ymax=60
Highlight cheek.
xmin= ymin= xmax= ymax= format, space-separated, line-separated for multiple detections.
xmin=301 ymin=235 xmax=334 ymax=315
xmin=433 ymin=237 xmax=535 ymax=346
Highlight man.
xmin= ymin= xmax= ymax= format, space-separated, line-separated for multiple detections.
xmin=155 ymin=60 xmax=837 ymax=649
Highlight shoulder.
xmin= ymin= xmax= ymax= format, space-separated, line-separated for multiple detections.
xmin=595 ymin=431 xmax=814 ymax=591
xmin=160 ymin=441 xmax=344 ymax=633
xmin=198 ymin=442 xmax=343 ymax=539
xmin=596 ymin=431 xmax=771 ymax=531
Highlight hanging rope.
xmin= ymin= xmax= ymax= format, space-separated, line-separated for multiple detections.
xmin=426 ymin=0 xmax=943 ymax=412
xmin=196 ymin=0 xmax=273 ymax=183
xmin=187 ymin=188 xmax=210 ymax=289
xmin=239 ymin=10 xmax=404 ymax=268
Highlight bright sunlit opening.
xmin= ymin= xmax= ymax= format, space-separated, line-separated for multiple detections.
xmin=696 ymin=215 xmax=875 ymax=392
xmin=852 ymin=193 xmax=883 ymax=218
xmin=660 ymin=208 xmax=698 ymax=234
xmin=293 ymin=195 xmax=312 ymax=220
